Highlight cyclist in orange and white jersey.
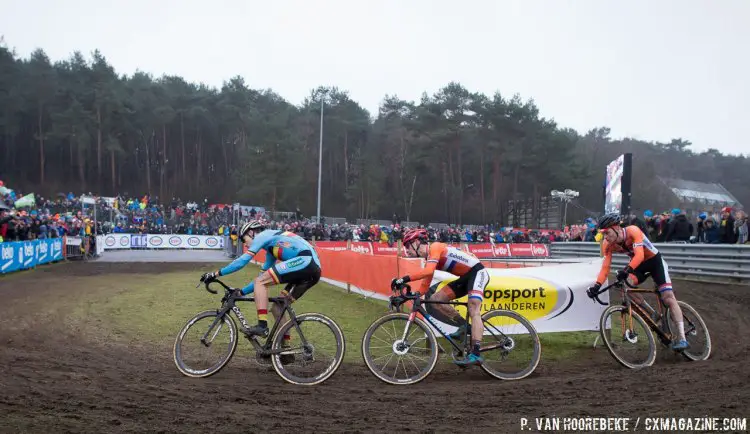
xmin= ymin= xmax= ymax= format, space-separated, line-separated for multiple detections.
xmin=391 ymin=228 xmax=490 ymax=366
xmin=587 ymin=213 xmax=688 ymax=350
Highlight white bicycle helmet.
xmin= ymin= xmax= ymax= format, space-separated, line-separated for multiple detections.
xmin=239 ymin=220 xmax=265 ymax=237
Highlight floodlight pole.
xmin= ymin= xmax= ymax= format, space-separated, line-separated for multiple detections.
xmin=316 ymin=98 xmax=323 ymax=224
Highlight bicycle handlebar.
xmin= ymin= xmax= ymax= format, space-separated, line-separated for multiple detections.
xmin=196 ymin=278 xmax=234 ymax=295
xmin=388 ymin=282 xmax=420 ymax=311
xmin=590 ymin=278 xmax=638 ymax=305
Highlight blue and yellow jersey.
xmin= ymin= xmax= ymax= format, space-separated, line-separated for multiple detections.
xmin=220 ymin=229 xmax=320 ymax=276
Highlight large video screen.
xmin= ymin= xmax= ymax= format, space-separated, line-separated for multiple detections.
xmin=604 ymin=154 xmax=625 ymax=214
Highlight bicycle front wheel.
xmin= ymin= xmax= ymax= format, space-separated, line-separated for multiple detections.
xmin=480 ymin=310 xmax=541 ymax=380
xmin=362 ymin=313 xmax=439 ymax=385
xmin=599 ymin=305 xmax=656 ymax=369
xmin=270 ymin=313 xmax=345 ymax=386
xmin=173 ymin=310 xmax=238 ymax=378
xmin=665 ymin=301 xmax=711 ymax=361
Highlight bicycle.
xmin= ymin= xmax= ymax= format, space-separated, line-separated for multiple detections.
xmin=173 ymin=278 xmax=346 ymax=385
xmin=590 ymin=278 xmax=711 ymax=369
xmin=361 ymin=282 xmax=541 ymax=385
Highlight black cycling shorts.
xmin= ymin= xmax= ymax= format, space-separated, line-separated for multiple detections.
xmin=270 ymin=250 xmax=321 ymax=300
xmin=631 ymin=252 xmax=673 ymax=293
xmin=445 ymin=263 xmax=490 ymax=300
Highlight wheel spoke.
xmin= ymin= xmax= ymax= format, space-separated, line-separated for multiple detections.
xmin=362 ymin=313 xmax=438 ymax=385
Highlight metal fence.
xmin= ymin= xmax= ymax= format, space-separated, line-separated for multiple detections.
xmin=64 ymin=236 xmax=99 ymax=260
xmin=224 ymin=236 xmax=243 ymax=258
xmin=550 ymin=242 xmax=750 ymax=285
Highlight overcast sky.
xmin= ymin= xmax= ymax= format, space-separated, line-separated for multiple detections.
xmin=1 ymin=0 xmax=748 ymax=154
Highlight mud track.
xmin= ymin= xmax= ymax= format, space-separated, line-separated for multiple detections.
xmin=1 ymin=262 xmax=748 ymax=433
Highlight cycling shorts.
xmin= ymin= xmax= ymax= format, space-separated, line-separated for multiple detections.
xmin=268 ymin=251 xmax=321 ymax=300
xmin=630 ymin=252 xmax=673 ymax=293
xmin=441 ymin=263 xmax=489 ymax=301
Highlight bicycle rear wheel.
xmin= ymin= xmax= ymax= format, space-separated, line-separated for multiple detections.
xmin=173 ymin=310 xmax=238 ymax=378
xmin=599 ymin=305 xmax=656 ymax=369
xmin=665 ymin=301 xmax=711 ymax=361
xmin=479 ymin=310 xmax=541 ymax=380
xmin=361 ymin=313 xmax=438 ymax=385
xmin=270 ymin=313 xmax=345 ymax=385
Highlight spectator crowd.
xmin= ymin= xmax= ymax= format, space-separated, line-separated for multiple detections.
xmin=2 ymin=179 xmax=748 ymax=246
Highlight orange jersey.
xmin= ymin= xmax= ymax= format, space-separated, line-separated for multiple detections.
xmin=406 ymin=243 xmax=481 ymax=294
xmin=597 ymin=225 xmax=659 ymax=284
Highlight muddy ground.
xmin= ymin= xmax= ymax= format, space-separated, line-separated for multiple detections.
xmin=0 ymin=262 xmax=748 ymax=433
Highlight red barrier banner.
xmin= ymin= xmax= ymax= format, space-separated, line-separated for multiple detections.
xmin=509 ymin=243 xmax=535 ymax=257
xmin=372 ymin=243 xmax=399 ymax=256
xmin=314 ymin=241 xmax=349 ymax=251
xmin=531 ymin=244 xmax=550 ymax=257
xmin=492 ymin=243 xmax=512 ymax=257
xmin=350 ymin=242 xmax=373 ymax=255
xmin=466 ymin=243 xmax=496 ymax=258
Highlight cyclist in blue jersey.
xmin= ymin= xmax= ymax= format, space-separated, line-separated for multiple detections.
xmin=200 ymin=220 xmax=322 ymax=338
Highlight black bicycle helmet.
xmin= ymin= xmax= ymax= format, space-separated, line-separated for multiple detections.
xmin=597 ymin=213 xmax=621 ymax=230
xmin=239 ymin=220 xmax=265 ymax=237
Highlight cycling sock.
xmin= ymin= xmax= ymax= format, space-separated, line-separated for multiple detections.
xmin=472 ymin=341 xmax=481 ymax=356
xmin=257 ymin=309 xmax=268 ymax=328
xmin=676 ymin=321 xmax=686 ymax=341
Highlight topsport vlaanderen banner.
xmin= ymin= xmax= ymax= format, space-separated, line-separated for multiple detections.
xmin=426 ymin=258 xmax=608 ymax=334
xmin=101 ymin=234 xmax=225 ymax=250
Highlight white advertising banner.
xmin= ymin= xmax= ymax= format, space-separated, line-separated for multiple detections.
xmin=146 ymin=234 xmax=224 ymax=250
xmin=102 ymin=234 xmax=132 ymax=250
xmin=101 ymin=234 xmax=224 ymax=250
xmin=426 ymin=258 xmax=609 ymax=334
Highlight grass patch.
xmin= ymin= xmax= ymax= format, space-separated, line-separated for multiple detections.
xmin=68 ymin=263 xmax=388 ymax=363
xmin=65 ymin=263 xmax=601 ymax=364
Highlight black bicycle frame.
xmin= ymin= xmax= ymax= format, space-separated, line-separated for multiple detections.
xmin=202 ymin=279 xmax=305 ymax=356
xmin=402 ymin=296 xmax=511 ymax=355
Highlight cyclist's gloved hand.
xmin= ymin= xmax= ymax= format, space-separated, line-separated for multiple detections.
xmin=616 ymin=266 xmax=633 ymax=282
xmin=201 ymin=271 xmax=218 ymax=283
xmin=391 ymin=276 xmax=411 ymax=289
xmin=586 ymin=283 xmax=602 ymax=299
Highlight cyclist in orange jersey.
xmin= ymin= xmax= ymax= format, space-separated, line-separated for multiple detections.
xmin=587 ymin=213 xmax=688 ymax=350
xmin=391 ymin=228 xmax=490 ymax=366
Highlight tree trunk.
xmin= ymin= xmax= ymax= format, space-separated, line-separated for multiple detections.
xmin=69 ymin=134 xmax=74 ymax=170
xmin=38 ymin=105 xmax=45 ymax=185
xmin=181 ymin=113 xmax=186 ymax=183
xmin=532 ymin=182 xmax=539 ymax=228
xmin=512 ymin=164 xmax=520 ymax=225
xmin=76 ymin=128 xmax=85 ymax=190
xmin=161 ymin=124 xmax=167 ymax=201
xmin=118 ymin=148 xmax=123 ymax=188
xmin=195 ymin=128 xmax=202 ymax=191
xmin=97 ymin=106 xmax=102 ymax=182
xmin=493 ymin=155 xmax=500 ymax=220
xmin=480 ymin=144 xmax=486 ymax=225
xmin=221 ymin=134 xmax=229 ymax=175
xmin=442 ymin=162 xmax=449 ymax=223
xmin=110 ymin=148 xmax=116 ymax=193
xmin=456 ymin=138 xmax=463 ymax=225
xmin=343 ymin=130 xmax=349 ymax=188
xmin=145 ymin=131 xmax=152 ymax=195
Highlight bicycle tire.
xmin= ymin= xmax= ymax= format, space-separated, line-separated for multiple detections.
xmin=599 ymin=305 xmax=656 ymax=369
xmin=173 ymin=310 xmax=238 ymax=378
xmin=270 ymin=313 xmax=346 ymax=386
xmin=664 ymin=301 xmax=711 ymax=361
xmin=361 ymin=313 xmax=438 ymax=385
xmin=479 ymin=310 xmax=541 ymax=380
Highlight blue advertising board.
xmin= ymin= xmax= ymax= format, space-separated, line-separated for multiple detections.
xmin=0 ymin=238 xmax=64 ymax=274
